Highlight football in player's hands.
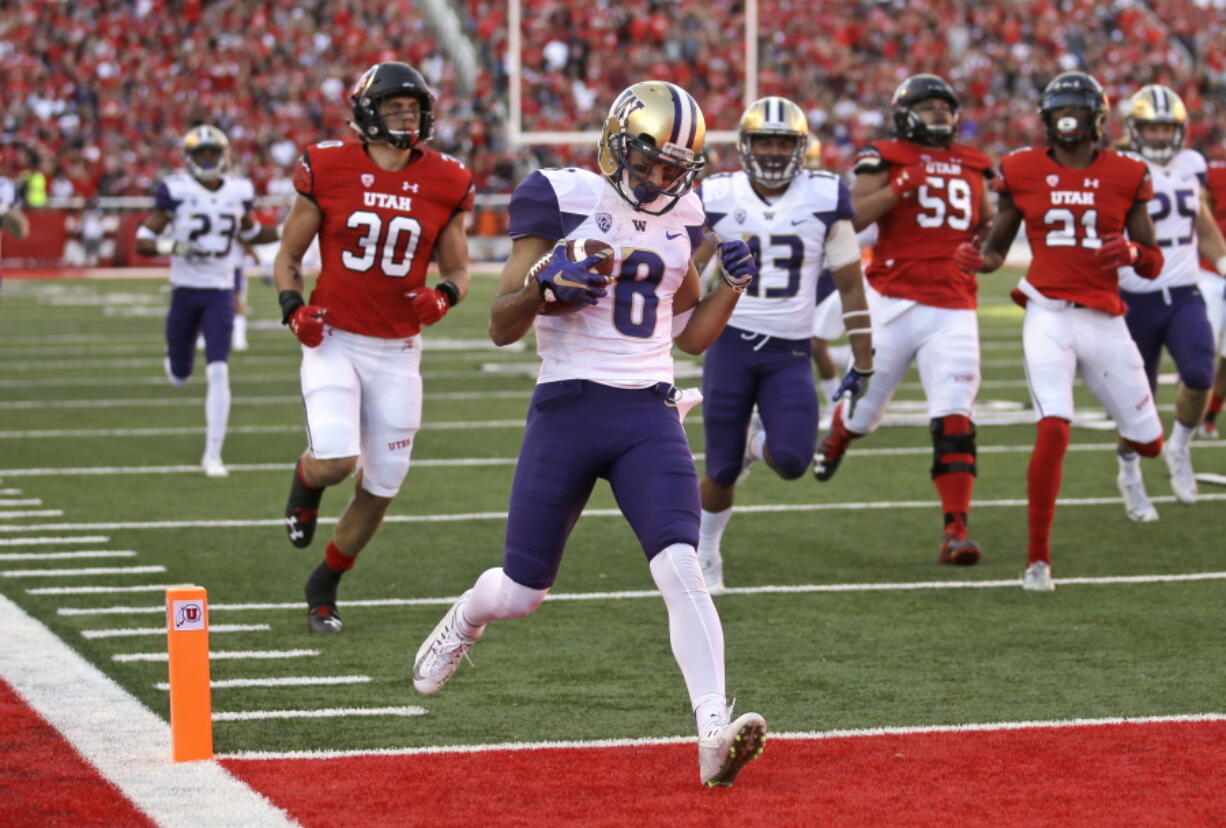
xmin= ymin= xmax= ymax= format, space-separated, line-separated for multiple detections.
xmin=528 ymin=238 xmax=615 ymax=316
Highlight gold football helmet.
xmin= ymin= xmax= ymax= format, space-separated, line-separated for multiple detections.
xmin=597 ymin=81 xmax=706 ymax=215
xmin=804 ymin=133 xmax=823 ymax=170
xmin=737 ymin=96 xmax=809 ymax=184
xmin=1126 ymin=85 xmax=1187 ymax=163
xmin=183 ymin=125 xmax=230 ymax=183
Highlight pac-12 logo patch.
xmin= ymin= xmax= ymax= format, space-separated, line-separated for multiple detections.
xmin=172 ymin=600 xmax=206 ymax=631
xmin=361 ymin=174 xmax=375 ymax=187
xmin=1046 ymin=174 xmax=1060 ymax=187
xmin=595 ymin=212 xmax=613 ymax=233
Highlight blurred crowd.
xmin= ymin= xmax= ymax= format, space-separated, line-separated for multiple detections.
xmin=2 ymin=0 xmax=1225 ymax=203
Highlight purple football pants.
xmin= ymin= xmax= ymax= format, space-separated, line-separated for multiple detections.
xmin=1122 ymin=285 xmax=1215 ymax=391
xmin=503 ymin=380 xmax=700 ymax=589
xmin=702 ymin=325 xmax=818 ymax=486
xmin=165 ymin=287 xmax=234 ymax=380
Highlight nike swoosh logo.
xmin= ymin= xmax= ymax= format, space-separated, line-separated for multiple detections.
xmin=666 ymin=231 xmax=683 ymax=240
xmin=553 ymin=275 xmax=593 ymax=289
xmin=791 ymin=219 xmax=809 ymax=225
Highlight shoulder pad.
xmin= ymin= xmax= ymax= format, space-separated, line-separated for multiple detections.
xmin=951 ymin=144 xmax=992 ymax=170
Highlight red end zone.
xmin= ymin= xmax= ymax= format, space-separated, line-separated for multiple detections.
xmin=0 ymin=679 xmax=153 ymax=828
xmin=223 ymin=719 xmax=1226 ymax=827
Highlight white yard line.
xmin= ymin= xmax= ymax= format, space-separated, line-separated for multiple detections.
xmin=28 ymin=584 xmax=182 ymax=595
xmin=4 ymin=492 xmax=1226 ymax=534
xmin=154 ymin=676 xmax=371 ymax=691
xmin=0 ymin=565 xmax=165 ymax=578
xmin=0 ymin=498 xmax=41 ymax=506
xmin=0 ymin=550 xmax=136 ymax=561
xmin=0 ymin=594 xmax=298 ymax=827
xmin=81 ymin=624 xmax=271 ymax=639
xmin=0 ymin=510 xmax=63 ymax=518
xmin=217 ymin=712 xmax=1226 ymax=761
xmin=53 ymin=571 xmax=1226 ymax=617
xmin=212 ymin=706 xmax=426 ymax=722
xmin=113 ymin=649 xmax=320 ymax=663
xmin=0 ymin=535 xmax=110 ymax=546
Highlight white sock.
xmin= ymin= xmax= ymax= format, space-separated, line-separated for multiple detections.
xmin=1169 ymin=420 xmax=1194 ymax=451
xmin=232 ymin=314 xmax=248 ymax=342
xmin=648 ymin=543 xmax=725 ymax=732
xmin=697 ymin=508 xmax=733 ymax=562
xmin=1117 ymin=450 xmax=1141 ymax=480
xmin=463 ymin=566 xmax=548 ymax=628
xmin=204 ymin=361 xmax=230 ymax=461
xmin=694 ymin=692 xmax=729 ymax=736
xmin=747 ymin=427 xmax=767 ymax=462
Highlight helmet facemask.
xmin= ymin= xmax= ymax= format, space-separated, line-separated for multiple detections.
xmin=1126 ymin=85 xmax=1187 ymax=164
xmin=890 ymin=76 xmax=960 ymax=147
xmin=606 ymin=131 xmax=704 ymax=215
xmin=739 ymin=132 xmax=807 ymax=185
xmin=350 ymin=63 xmax=435 ymax=151
xmin=1039 ymin=73 xmax=1107 ymax=147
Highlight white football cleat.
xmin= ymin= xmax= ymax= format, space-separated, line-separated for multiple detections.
xmin=1116 ymin=471 xmax=1158 ymax=522
xmin=1022 ymin=561 xmax=1055 ymax=592
xmin=201 ymin=457 xmax=229 ymax=478
xmin=1196 ymin=421 xmax=1219 ymax=440
xmin=735 ymin=412 xmax=764 ymax=485
xmin=1163 ymin=444 xmax=1197 ymax=504
xmin=699 ymin=549 xmax=726 ymax=596
xmin=413 ymin=589 xmax=484 ymax=695
xmin=699 ymin=712 xmax=767 ymax=787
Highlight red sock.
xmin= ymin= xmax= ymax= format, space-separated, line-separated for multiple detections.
xmin=1124 ymin=435 xmax=1163 ymax=458
xmin=1206 ymin=392 xmax=1223 ymax=423
xmin=830 ymin=402 xmax=863 ymax=445
xmin=1027 ymin=417 xmax=1070 ymax=565
xmin=325 ymin=541 xmax=356 ymax=573
xmin=934 ymin=415 xmax=974 ymax=530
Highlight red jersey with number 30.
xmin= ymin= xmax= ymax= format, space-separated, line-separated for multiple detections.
xmin=857 ymin=140 xmax=992 ymax=309
xmin=294 ymin=140 xmax=475 ymax=338
xmin=1000 ymin=147 xmax=1152 ymax=316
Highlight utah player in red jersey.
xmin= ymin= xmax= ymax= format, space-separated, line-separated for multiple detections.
xmin=814 ymin=74 xmax=994 ymax=566
xmin=1197 ymin=161 xmax=1226 ymax=438
xmin=273 ymin=62 xmax=475 ymax=632
xmin=955 ymin=72 xmax=1164 ymax=592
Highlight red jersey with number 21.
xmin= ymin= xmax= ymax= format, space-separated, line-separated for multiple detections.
xmin=1000 ymin=147 xmax=1151 ymax=316
xmin=294 ymin=140 xmax=475 ymax=338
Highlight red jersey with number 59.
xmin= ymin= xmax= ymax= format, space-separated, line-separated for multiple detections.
xmin=294 ymin=140 xmax=475 ymax=338
xmin=1000 ymin=147 xmax=1152 ymax=316
xmin=856 ymin=140 xmax=992 ymax=309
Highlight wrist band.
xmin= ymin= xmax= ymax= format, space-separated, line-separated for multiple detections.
xmin=842 ymin=310 xmax=870 ymax=319
xmin=278 ymin=290 xmax=305 ymax=325
xmin=436 ymin=280 xmax=460 ymax=307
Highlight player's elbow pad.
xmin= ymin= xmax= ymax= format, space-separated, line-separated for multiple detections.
xmin=824 ymin=220 xmax=861 ymax=270
xmin=1134 ymin=243 xmax=1164 ymax=279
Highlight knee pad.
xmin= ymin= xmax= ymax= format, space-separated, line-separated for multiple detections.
xmin=930 ymin=415 xmax=977 ymax=478
xmin=648 ymin=543 xmax=708 ymax=599
xmin=205 ymin=360 xmax=229 ymax=386
xmin=358 ymin=452 xmax=410 ymax=498
xmin=1124 ymin=435 xmax=1163 ymax=458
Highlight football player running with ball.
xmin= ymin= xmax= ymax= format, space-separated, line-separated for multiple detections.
xmin=412 ymin=82 xmax=768 ymax=788
xmin=274 ymin=62 xmax=475 ymax=633
xmin=136 ymin=126 xmax=279 ymax=478
xmin=1116 ymin=85 xmax=1226 ymax=509
xmin=694 ymin=97 xmax=872 ymax=593
xmin=954 ymin=72 xmax=1165 ymax=591
xmin=815 ymin=75 xmax=994 ymax=566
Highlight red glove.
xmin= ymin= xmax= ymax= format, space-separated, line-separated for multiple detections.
xmin=408 ymin=287 xmax=450 ymax=326
xmin=889 ymin=164 xmax=927 ymax=198
xmin=288 ymin=305 xmax=328 ymax=348
xmin=952 ymin=242 xmax=984 ymax=274
xmin=1096 ymin=234 xmax=1140 ymax=268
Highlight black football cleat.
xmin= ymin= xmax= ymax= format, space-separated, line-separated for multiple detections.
xmin=307 ymin=605 xmax=343 ymax=634
xmin=285 ymin=460 xmax=324 ymax=549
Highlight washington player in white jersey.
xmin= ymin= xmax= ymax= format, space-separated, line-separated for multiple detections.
xmin=136 ymin=126 xmax=278 ymax=476
xmin=412 ymin=81 xmax=768 ymax=789
xmin=692 ymin=97 xmax=872 ymax=593
xmin=1115 ymin=86 xmax=1226 ymax=513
